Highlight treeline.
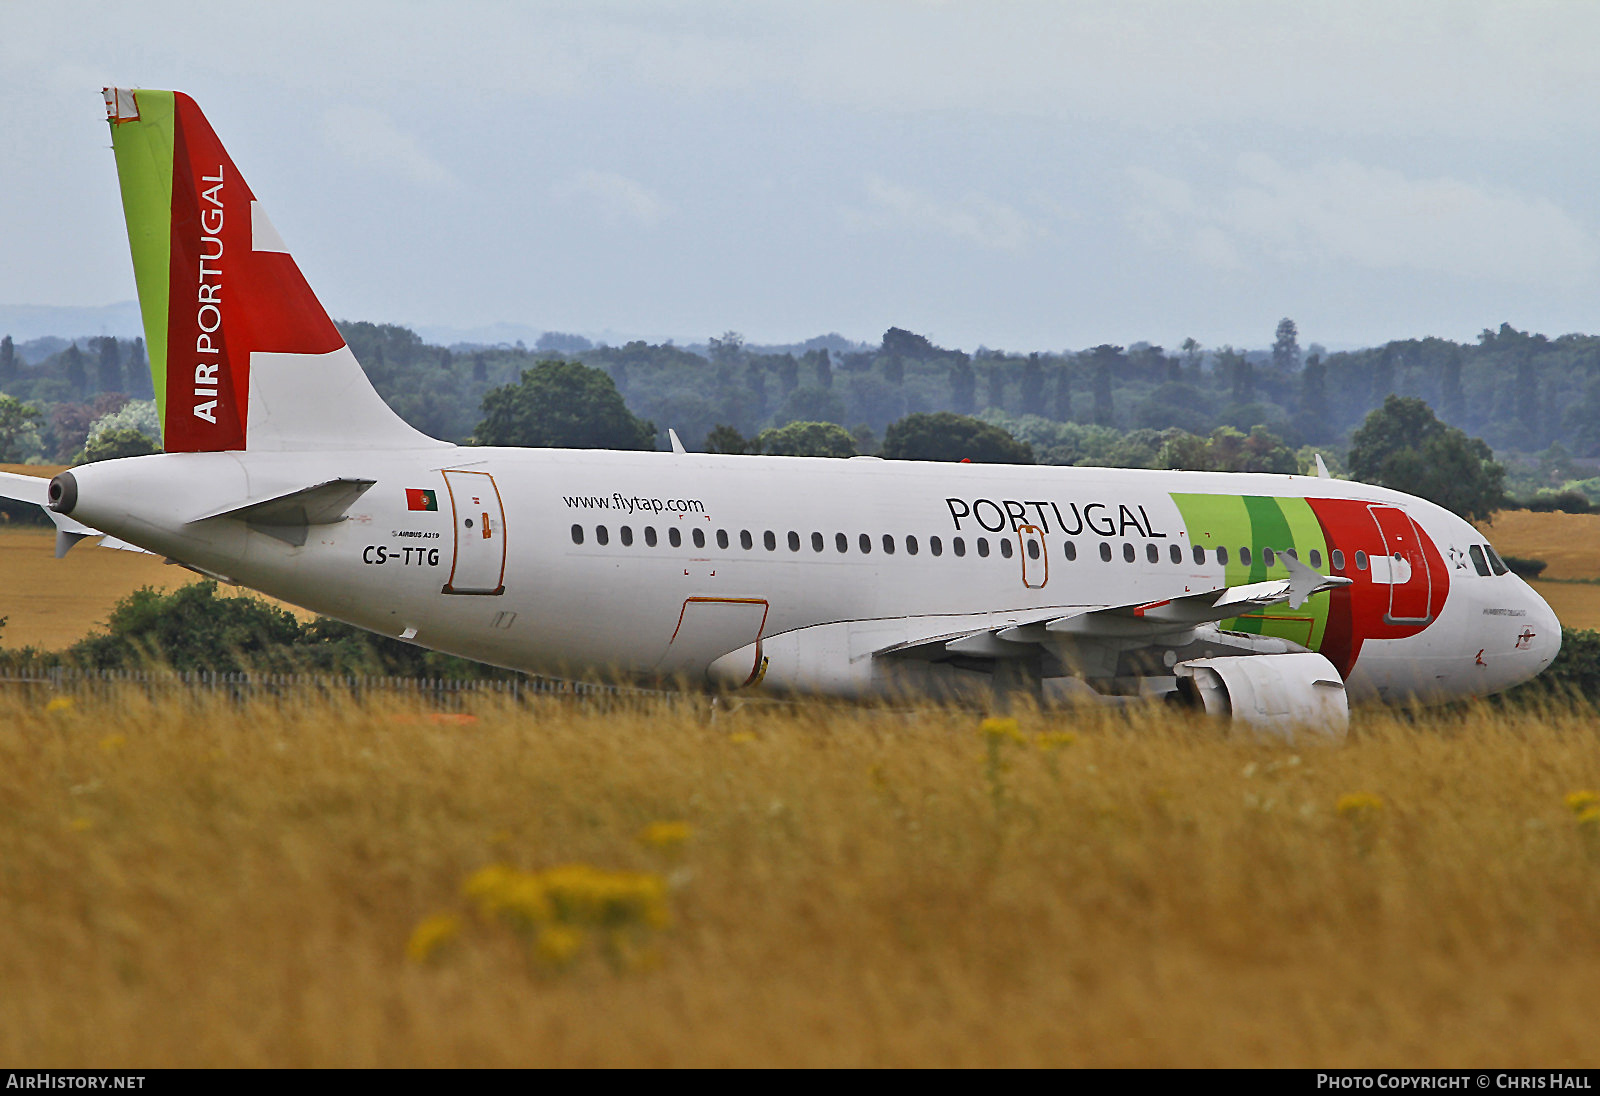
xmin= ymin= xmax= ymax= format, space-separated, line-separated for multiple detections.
xmin=6 ymin=318 xmax=1600 ymax=499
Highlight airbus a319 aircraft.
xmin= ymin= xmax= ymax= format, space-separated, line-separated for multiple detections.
xmin=0 ymin=89 xmax=1562 ymax=730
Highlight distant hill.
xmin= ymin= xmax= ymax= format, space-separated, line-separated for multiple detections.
xmin=0 ymin=302 xmax=143 ymax=343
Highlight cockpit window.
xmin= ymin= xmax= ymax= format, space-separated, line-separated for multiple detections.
xmin=1484 ymin=545 xmax=1509 ymax=576
xmin=1468 ymin=544 xmax=1492 ymax=577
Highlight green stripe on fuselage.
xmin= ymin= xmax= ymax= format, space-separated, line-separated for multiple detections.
xmin=1171 ymin=493 xmax=1330 ymax=650
xmin=108 ymin=90 xmax=175 ymax=438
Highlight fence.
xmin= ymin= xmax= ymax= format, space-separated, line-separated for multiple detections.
xmin=0 ymin=667 xmax=646 ymax=708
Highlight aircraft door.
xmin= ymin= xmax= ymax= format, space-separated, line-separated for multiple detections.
xmin=1367 ymin=505 xmax=1431 ymax=624
xmin=1019 ymin=524 xmax=1047 ymax=589
xmin=441 ymin=469 xmax=506 ymax=595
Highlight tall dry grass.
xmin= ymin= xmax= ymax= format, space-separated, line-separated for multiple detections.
xmin=1 ymin=687 xmax=1596 ymax=1067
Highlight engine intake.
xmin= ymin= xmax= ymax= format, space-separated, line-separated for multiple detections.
xmin=1173 ymin=652 xmax=1348 ymax=739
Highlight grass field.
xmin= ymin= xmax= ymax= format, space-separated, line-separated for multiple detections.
xmin=0 ymin=688 xmax=1595 ymax=1067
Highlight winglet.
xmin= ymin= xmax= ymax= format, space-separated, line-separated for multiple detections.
xmin=1314 ymin=453 xmax=1331 ymax=479
xmin=668 ymin=428 xmax=687 ymax=454
xmin=1281 ymin=551 xmax=1352 ymax=609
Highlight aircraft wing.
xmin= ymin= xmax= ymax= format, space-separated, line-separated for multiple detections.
xmin=876 ymin=553 xmax=1351 ymax=665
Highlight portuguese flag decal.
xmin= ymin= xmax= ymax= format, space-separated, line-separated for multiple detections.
xmin=406 ymin=488 xmax=438 ymax=512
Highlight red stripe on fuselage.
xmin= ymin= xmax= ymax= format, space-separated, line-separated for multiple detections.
xmin=1305 ymin=497 xmax=1450 ymax=678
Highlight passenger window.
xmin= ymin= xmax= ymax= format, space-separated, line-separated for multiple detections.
xmin=740 ymin=530 xmax=753 ymax=550
xmin=812 ymin=532 xmax=824 ymax=552
xmin=1170 ymin=544 xmax=1182 ymax=564
xmin=620 ymin=526 xmax=634 ymax=547
xmin=788 ymin=531 xmax=800 ymax=552
xmin=1330 ymin=549 xmax=1343 ymax=570
xmin=571 ymin=524 xmax=584 ymax=545
xmin=859 ymin=533 xmax=872 ymax=554
xmin=1000 ymin=539 xmax=1013 ymax=559
xmin=1123 ymin=543 xmax=1136 ymax=563
xmin=977 ymin=538 xmax=991 ymax=558
xmin=931 ymin=536 xmax=943 ymax=557
xmin=1192 ymin=544 xmax=1205 ymax=565
xmin=1100 ymin=542 xmax=1112 ymax=562
xmin=1262 ymin=547 xmax=1275 ymax=567
xmin=1146 ymin=543 xmax=1159 ymax=564
xmin=1063 ymin=541 xmax=1077 ymax=562
xmin=1285 ymin=548 xmax=1298 ymax=561
xmin=1239 ymin=546 xmax=1252 ymax=566
xmin=692 ymin=528 xmax=705 ymax=549
xmin=716 ymin=530 xmax=729 ymax=550
xmin=1485 ymin=545 xmax=1509 ymax=576
xmin=763 ymin=530 xmax=775 ymax=551
xmin=645 ymin=527 xmax=658 ymax=547
xmin=1308 ymin=549 xmax=1320 ymax=568
xmin=907 ymin=535 xmax=919 ymax=556
xmin=954 ymin=537 xmax=966 ymax=557
xmin=1469 ymin=544 xmax=1491 ymax=577
xmin=882 ymin=534 xmax=895 ymax=555
xmin=596 ymin=525 xmax=609 ymax=546
xmin=670 ymin=527 xmax=682 ymax=548
xmin=1027 ymin=539 xmax=1040 ymax=560
xmin=836 ymin=533 xmax=849 ymax=553
xmin=1217 ymin=546 xmax=1228 ymax=564
xmin=1355 ymin=550 xmax=1368 ymax=571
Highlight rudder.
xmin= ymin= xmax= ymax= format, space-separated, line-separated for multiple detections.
xmin=104 ymin=88 xmax=443 ymax=452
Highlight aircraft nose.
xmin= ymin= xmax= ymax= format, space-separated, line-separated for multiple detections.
xmin=1524 ymin=584 xmax=1562 ymax=671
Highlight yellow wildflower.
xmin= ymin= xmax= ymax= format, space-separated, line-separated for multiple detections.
xmin=533 ymin=925 xmax=585 ymax=967
xmin=638 ymin=821 xmax=692 ymax=852
xmin=728 ymin=731 xmax=757 ymax=744
xmin=1336 ymin=792 xmax=1384 ymax=818
xmin=98 ymin=733 xmax=126 ymax=753
xmin=1035 ymin=731 xmax=1077 ymax=751
xmin=45 ymin=697 xmax=74 ymax=713
xmin=1577 ymin=805 xmax=1600 ymax=832
xmin=1564 ymin=790 xmax=1599 ymax=815
xmin=981 ymin=717 xmax=1025 ymax=743
xmin=405 ymin=912 xmax=462 ymax=963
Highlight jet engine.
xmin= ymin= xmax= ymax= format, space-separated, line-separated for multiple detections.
xmin=1172 ymin=652 xmax=1348 ymax=739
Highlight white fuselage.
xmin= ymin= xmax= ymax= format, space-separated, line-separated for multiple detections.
xmin=58 ymin=447 xmax=1562 ymax=702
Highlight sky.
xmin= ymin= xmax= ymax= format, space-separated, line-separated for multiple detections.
xmin=5 ymin=0 xmax=1600 ymax=353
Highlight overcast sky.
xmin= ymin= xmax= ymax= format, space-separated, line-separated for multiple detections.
xmin=5 ymin=1 xmax=1600 ymax=352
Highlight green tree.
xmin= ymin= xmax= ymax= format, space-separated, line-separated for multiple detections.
xmin=0 ymin=394 xmax=43 ymax=462
xmin=476 ymin=360 xmax=655 ymax=449
xmin=774 ymin=386 xmax=846 ymax=426
xmin=1348 ymin=395 xmax=1505 ymax=522
xmin=83 ymin=427 xmax=160 ymax=462
xmin=1272 ymin=318 xmax=1301 ymax=372
xmin=882 ymin=412 xmax=1034 ymax=464
xmin=948 ymin=353 xmax=976 ymax=415
xmin=67 ymin=582 xmax=305 ymax=673
xmin=703 ymin=424 xmax=753 ymax=454
xmin=755 ymin=421 xmax=857 ymax=457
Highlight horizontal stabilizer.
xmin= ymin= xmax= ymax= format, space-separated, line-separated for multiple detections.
xmin=188 ymin=477 xmax=376 ymax=545
xmin=0 ymin=471 xmax=48 ymax=507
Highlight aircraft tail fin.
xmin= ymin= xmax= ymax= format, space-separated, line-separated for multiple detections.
xmin=103 ymin=88 xmax=444 ymax=453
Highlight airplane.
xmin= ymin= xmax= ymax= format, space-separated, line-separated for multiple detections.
xmin=0 ymin=89 xmax=1563 ymax=732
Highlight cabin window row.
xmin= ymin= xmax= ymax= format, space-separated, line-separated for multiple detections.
xmin=570 ymin=524 xmax=1341 ymax=572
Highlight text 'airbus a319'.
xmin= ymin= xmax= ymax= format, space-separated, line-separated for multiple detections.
xmin=0 ymin=89 xmax=1563 ymax=733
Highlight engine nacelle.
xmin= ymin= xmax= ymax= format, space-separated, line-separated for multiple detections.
xmin=1173 ymin=652 xmax=1348 ymax=739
